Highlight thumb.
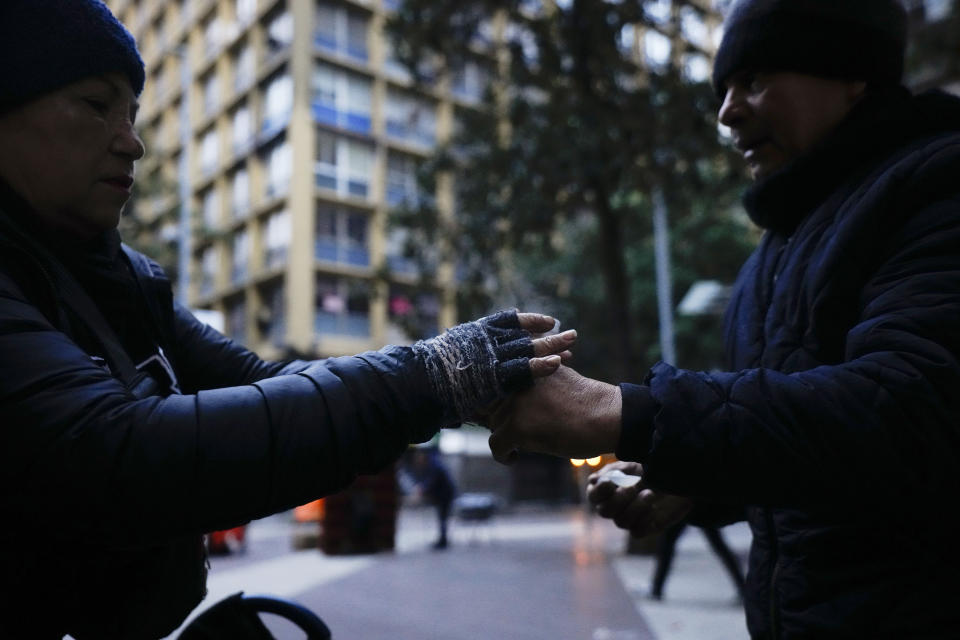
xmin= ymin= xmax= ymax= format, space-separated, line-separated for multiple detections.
xmin=488 ymin=429 xmax=519 ymax=465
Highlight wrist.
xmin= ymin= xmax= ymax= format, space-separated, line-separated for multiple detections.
xmin=583 ymin=380 xmax=622 ymax=453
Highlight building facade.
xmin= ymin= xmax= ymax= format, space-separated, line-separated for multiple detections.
xmin=110 ymin=0 xmax=470 ymax=359
xmin=109 ymin=0 xmax=724 ymax=361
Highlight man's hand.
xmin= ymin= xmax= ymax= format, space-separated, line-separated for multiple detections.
xmin=587 ymin=461 xmax=693 ymax=538
xmin=517 ymin=313 xmax=576 ymax=378
xmin=487 ymin=365 xmax=622 ymax=463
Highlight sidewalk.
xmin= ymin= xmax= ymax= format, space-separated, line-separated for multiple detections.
xmin=169 ymin=506 xmax=752 ymax=639
xmin=612 ymin=521 xmax=751 ymax=640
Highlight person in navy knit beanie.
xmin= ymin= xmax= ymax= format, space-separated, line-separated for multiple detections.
xmin=0 ymin=1 xmax=575 ymax=638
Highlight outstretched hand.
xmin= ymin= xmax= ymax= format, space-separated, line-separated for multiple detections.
xmin=587 ymin=461 xmax=693 ymax=538
xmin=486 ymin=365 xmax=622 ymax=464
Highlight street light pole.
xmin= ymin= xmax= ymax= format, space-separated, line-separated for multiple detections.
xmin=652 ymin=187 xmax=676 ymax=365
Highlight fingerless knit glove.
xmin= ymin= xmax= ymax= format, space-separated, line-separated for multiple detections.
xmin=411 ymin=310 xmax=535 ymax=426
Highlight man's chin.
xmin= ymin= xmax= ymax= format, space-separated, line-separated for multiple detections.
xmin=748 ymin=160 xmax=784 ymax=181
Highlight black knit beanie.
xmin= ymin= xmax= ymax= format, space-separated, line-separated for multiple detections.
xmin=712 ymin=0 xmax=908 ymax=97
xmin=0 ymin=0 xmax=145 ymax=111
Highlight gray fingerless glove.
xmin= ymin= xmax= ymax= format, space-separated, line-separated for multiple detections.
xmin=411 ymin=309 xmax=535 ymax=426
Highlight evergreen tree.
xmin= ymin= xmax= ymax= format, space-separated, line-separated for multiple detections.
xmin=387 ymin=0 xmax=753 ymax=380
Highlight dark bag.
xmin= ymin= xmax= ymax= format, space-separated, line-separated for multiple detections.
xmin=178 ymin=592 xmax=332 ymax=640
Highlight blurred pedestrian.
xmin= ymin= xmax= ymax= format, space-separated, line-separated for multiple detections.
xmin=649 ymin=520 xmax=744 ymax=602
xmin=0 ymin=1 xmax=576 ymax=637
xmin=489 ymin=1 xmax=960 ymax=637
xmin=407 ymin=447 xmax=457 ymax=549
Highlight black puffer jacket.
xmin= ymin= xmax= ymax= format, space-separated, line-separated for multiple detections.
xmin=618 ymin=89 xmax=960 ymax=639
xmin=0 ymin=191 xmax=444 ymax=637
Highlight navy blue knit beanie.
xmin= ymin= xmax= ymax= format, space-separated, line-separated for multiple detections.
xmin=0 ymin=0 xmax=145 ymax=110
xmin=712 ymin=0 xmax=908 ymax=97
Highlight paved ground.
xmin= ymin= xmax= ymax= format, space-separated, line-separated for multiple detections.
xmin=166 ymin=506 xmax=751 ymax=640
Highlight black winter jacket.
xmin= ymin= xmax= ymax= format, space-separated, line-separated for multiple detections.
xmin=617 ymin=89 xmax=960 ymax=639
xmin=0 ymin=189 xmax=444 ymax=638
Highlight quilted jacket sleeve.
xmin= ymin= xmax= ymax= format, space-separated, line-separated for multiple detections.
xmin=168 ymin=303 xmax=312 ymax=391
xmin=0 ymin=286 xmax=441 ymax=545
xmin=619 ymin=139 xmax=960 ymax=513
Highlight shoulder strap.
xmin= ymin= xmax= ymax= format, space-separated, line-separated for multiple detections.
xmin=43 ymin=254 xmax=140 ymax=386
xmin=121 ymin=245 xmax=179 ymax=365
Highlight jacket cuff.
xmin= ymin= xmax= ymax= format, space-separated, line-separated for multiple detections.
xmin=615 ymin=383 xmax=658 ymax=461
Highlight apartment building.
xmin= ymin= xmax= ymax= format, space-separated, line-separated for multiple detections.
xmin=109 ymin=0 xmax=722 ymax=361
xmin=109 ymin=0 xmax=472 ymax=359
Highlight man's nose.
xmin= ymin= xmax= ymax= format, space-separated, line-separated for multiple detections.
xmin=718 ymin=87 xmax=746 ymax=127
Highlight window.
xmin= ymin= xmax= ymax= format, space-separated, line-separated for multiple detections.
xmin=234 ymin=44 xmax=254 ymax=93
xmin=315 ymin=275 xmax=370 ymax=337
xmin=199 ymin=128 xmax=219 ymax=176
xmin=179 ymin=0 xmax=191 ymax=26
xmin=315 ymin=205 xmax=369 ymax=266
xmin=315 ymin=131 xmax=337 ymax=191
xmin=202 ymin=73 xmax=219 ymax=118
xmin=388 ymin=286 xmax=440 ymax=340
xmin=260 ymin=282 xmax=286 ymax=346
xmin=153 ymin=62 xmax=168 ymax=106
xmin=156 ymin=15 xmax=168 ymax=52
xmin=385 ymin=89 xmax=436 ymax=147
xmin=236 ymin=0 xmax=256 ymax=25
xmin=232 ymin=103 xmax=252 ymax=154
xmin=264 ymin=138 xmax=291 ymax=198
xmin=346 ymin=12 xmax=368 ymax=60
xmin=201 ymin=188 xmax=220 ymax=229
xmin=263 ymin=209 xmax=291 ymax=268
xmin=451 ymin=59 xmax=488 ymax=103
xmin=262 ymin=72 xmax=292 ymax=135
xmin=232 ymin=229 xmax=249 ymax=284
xmin=203 ymin=15 xmax=223 ymax=59
xmin=226 ymin=297 xmax=247 ymax=342
xmin=311 ymin=63 xmax=372 ymax=133
xmin=382 ymin=37 xmax=411 ymax=81
xmin=385 ymin=152 xmax=421 ymax=207
xmin=386 ymin=227 xmax=415 ymax=274
xmin=231 ymin=167 xmax=250 ymax=218
xmin=314 ymin=132 xmax=373 ymax=198
xmin=314 ymin=2 xmax=368 ymax=62
xmin=266 ymin=9 xmax=293 ymax=56
xmin=200 ymin=245 xmax=219 ymax=296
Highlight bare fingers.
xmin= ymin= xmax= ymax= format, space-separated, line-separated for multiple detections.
xmin=516 ymin=312 xmax=557 ymax=334
xmin=532 ymin=329 xmax=577 ymax=358
xmin=529 ymin=354 xmax=562 ymax=378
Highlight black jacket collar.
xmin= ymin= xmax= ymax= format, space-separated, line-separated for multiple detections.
xmin=743 ymin=88 xmax=960 ymax=235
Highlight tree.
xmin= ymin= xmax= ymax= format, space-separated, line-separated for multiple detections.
xmin=905 ymin=1 xmax=959 ymax=91
xmin=387 ymin=0 xmax=753 ymax=381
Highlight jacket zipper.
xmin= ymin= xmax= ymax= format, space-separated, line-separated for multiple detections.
xmin=766 ymin=508 xmax=782 ymax=639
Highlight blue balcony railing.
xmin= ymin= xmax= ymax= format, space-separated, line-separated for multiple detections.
xmin=315 ymin=311 xmax=370 ymax=337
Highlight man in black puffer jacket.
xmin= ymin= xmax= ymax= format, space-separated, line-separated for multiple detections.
xmin=489 ymin=1 xmax=960 ymax=638
xmin=0 ymin=1 xmax=577 ymax=638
